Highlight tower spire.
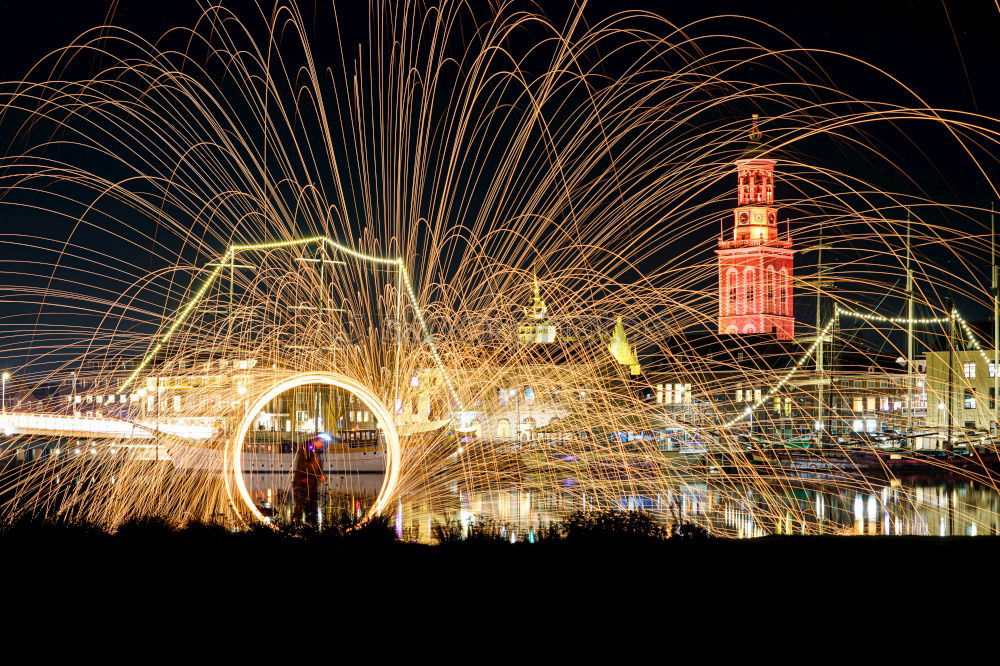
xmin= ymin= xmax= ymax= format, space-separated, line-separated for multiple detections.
xmin=749 ymin=113 xmax=762 ymax=142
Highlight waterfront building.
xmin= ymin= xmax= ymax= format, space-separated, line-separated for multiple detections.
xmin=924 ymin=349 xmax=998 ymax=439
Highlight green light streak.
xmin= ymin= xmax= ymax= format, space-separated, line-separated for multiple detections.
xmin=117 ymin=237 xmax=463 ymax=410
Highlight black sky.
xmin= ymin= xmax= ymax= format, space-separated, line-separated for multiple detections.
xmin=0 ymin=1 xmax=997 ymax=369
xmin=0 ymin=1 xmax=996 ymax=115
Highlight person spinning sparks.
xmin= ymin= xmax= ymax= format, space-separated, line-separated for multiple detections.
xmin=290 ymin=432 xmax=330 ymax=527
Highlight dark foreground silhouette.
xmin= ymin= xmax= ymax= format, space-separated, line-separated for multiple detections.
xmin=4 ymin=509 xmax=998 ymax=568
xmin=4 ymin=509 xmax=999 ymax=617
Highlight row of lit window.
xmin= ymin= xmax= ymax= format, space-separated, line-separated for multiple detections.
xmin=656 ymin=383 xmax=692 ymax=404
xmin=962 ymin=362 xmax=999 ymax=379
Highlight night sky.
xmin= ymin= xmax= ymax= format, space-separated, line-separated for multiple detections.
xmin=1 ymin=1 xmax=996 ymax=117
xmin=0 ymin=1 xmax=998 ymax=371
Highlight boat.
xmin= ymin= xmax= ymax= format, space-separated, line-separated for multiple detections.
xmin=166 ymin=419 xmax=451 ymax=474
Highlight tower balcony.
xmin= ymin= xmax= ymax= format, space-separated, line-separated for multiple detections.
xmin=718 ymin=237 xmax=792 ymax=250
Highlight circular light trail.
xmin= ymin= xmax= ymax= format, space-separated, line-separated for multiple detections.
xmin=228 ymin=372 xmax=401 ymax=526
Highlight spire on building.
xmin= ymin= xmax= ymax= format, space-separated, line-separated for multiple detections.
xmin=526 ymin=273 xmax=548 ymax=320
xmin=608 ymin=316 xmax=641 ymax=375
xmin=518 ymin=273 xmax=556 ymax=343
xmin=741 ymin=112 xmax=767 ymax=159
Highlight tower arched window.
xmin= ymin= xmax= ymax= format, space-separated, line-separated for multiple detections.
xmin=744 ymin=267 xmax=755 ymax=313
xmin=766 ymin=266 xmax=776 ymax=313
xmin=726 ymin=269 xmax=738 ymax=315
xmin=779 ymin=267 xmax=789 ymax=315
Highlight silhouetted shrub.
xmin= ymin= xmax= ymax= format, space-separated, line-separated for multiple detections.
xmin=0 ymin=514 xmax=106 ymax=545
xmin=432 ymin=519 xmax=464 ymax=544
xmin=345 ymin=514 xmax=398 ymax=546
xmin=531 ymin=522 xmax=563 ymax=543
xmin=115 ymin=515 xmax=176 ymax=539
xmin=432 ymin=518 xmax=511 ymax=545
xmin=464 ymin=519 xmax=510 ymax=545
xmin=672 ymin=521 xmax=710 ymax=540
xmin=557 ymin=509 xmax=667 ymax=544
xmin=178 ymin=519 xmax=232 ymax=544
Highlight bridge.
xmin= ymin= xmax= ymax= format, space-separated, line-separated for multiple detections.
xmin=0 ymin=411 xmax=214 ymax=440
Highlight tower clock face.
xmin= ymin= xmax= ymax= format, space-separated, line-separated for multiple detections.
xmin=738 ymin=212 xmax=749 ymax=224
xmin=767 ymin=212 xmax=775 ymax=224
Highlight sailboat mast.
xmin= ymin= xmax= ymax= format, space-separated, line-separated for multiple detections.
xmin=906 ymin=212 xmax=914 ymax=437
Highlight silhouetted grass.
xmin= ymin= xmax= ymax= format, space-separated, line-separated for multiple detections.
xmin=554 ymin=509 xmax=668 ymax=544
xmin=432 ymin=518 xmax=511 ymax=545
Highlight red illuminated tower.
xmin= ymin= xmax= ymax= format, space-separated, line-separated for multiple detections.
xmin=717 ymin=115 xmax=794 ymax=340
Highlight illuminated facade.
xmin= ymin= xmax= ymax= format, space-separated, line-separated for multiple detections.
xmin=717 ymin=116 xmax=795 ymax=340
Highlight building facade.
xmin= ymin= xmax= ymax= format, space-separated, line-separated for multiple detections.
xmin=925 ymin=349 xmax=998 ymax=438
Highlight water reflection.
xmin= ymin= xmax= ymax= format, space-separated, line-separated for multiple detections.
xmin=387 ymin=476 xmax=1000 ymax=541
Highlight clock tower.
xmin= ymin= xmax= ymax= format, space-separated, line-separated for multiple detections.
xmin=717 ymin=115 xmax=795 ymax=340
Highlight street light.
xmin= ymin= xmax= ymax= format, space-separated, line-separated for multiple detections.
xmin=2 ymin=372 xmax=9 ymax=414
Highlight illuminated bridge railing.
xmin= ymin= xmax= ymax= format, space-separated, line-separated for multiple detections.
xmin=0 ymin=412 xmax=214 ymax=440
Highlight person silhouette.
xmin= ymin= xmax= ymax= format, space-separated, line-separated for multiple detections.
xmin=290 ymin=433 xmax=328 ymax=526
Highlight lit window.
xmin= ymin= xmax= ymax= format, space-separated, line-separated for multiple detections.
xmin=853 ymin=397 xmax=863 ymax=412
xmin=991 ymin=362 xmax=996 ymax=378
xmin=964 ymin=389 xmax=976 ymax=410
xmin=963 ymin=362 xmax=976 ymax=379
xmin=866 ymin=397 xmax=876 ymax=412
xmin=410 ymin=376 xmax=419 ymax=387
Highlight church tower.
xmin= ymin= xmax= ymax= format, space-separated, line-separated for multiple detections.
xmin=717 ymin=115 xmax=795 ymax=340
xmin=518 ymin=274 xmax=557 ymax=343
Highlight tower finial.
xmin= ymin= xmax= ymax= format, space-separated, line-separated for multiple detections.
xmin=749 ymin=113 xmax=762 ymax=142
xmin=526 ymin=272 xmax=547 ymax=320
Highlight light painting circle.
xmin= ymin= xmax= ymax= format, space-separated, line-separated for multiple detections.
xmin=228 ymin=372 xmax=401 ymax=526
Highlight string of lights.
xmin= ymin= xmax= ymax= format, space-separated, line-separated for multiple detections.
xmin=726 ymin=307 xmax=994 ymax=427
xmin=117 ymin=237 xmax=463 ymax=410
